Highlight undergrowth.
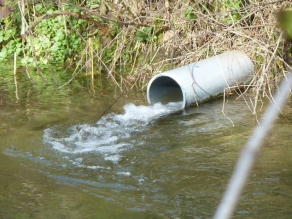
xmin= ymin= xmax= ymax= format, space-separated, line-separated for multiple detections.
xmin=0 ymin=0 xmax=292 ymax=111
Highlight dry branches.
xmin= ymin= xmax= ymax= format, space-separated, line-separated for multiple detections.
xmin=22 ymin=0 xmax=292 ymax=104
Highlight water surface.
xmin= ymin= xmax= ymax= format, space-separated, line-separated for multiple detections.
xmin=0 ymin=66 xmax=291 ymax=218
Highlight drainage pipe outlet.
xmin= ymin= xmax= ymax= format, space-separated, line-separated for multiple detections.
xmin=147 ymin=51 xmax=254 ymax=108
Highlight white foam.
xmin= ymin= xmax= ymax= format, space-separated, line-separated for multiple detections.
xmin=43 ymin=102 xmax=182 ymax=162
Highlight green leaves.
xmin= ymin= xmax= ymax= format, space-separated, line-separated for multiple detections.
xmin=24 ymin=8 xmax=85 ymax=65
xmin=0 ymin=28 xmax=21 ymax=60
xmin=183 ymin=7 xmax=197 ymax=20
xmin=0 ymin=47 xmax=7 ymax=58
xmin=277 ymin=10 xmax=292 ymax=40
xmin=0 ymin=30 xmax=3 ymax=43
xmin=34 ymin=3 xmax=44 ymax=13
xmin=136 ymin=27 xmax=157 ymax=42
xmin=0 ymin=1 xmax=87 ymax=66
xmin=220 ymin=0 xmax=244 ymax=25
xmin=0 ymin=28 xmax=16 ymax=43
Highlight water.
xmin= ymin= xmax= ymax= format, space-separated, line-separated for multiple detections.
xmin=0 ymin=69 xmax=292 ymax=218
xmin=42 ymin=102 xmax=182 ymax=162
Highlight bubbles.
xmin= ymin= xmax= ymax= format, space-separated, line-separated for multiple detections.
xmin=43 ymin=102 xmax=182 ymax=163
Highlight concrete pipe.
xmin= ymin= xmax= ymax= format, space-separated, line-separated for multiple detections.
xmin=146 ymin=51 xmax=254 ymax=108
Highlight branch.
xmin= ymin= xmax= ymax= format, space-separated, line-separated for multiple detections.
xmin=22 ymin=11 xmax=107 ymax=37
xmin=22 ymin=8 xmax=168 ymax=39
xmin=65 ymin=3 xmax=168 ymax=29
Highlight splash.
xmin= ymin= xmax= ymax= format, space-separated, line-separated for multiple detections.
xmin=43 ymin=102 xmax=182 ymax=162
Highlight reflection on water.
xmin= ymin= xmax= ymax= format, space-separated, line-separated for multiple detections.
xmin=1 ymin=68 xmax=292 ymax=218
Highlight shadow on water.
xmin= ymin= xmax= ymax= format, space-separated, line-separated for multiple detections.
xmin=1 ymin=64 xmax=292 ymax=218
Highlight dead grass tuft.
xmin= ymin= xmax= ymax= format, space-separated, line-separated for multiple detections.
xmin=63 ymin=0 xmax=292 ymax=108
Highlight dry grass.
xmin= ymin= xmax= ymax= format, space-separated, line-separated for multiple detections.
xmin=60 ymin=0 xmax=292 ymax=108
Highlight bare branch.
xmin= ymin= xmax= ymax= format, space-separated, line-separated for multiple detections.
xmin=22 ymin=11 xmax=107 ymax=37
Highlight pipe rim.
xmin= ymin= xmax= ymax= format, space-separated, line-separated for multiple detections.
xmin=147 ymin=75 xmax=186 ymax=109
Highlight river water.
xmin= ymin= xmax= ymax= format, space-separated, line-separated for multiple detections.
xmin=0 ymin=66 xmax=291 ymax=218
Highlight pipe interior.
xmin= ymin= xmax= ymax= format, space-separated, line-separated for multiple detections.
xmin=148 ymin=76 xmax=183 ymax=105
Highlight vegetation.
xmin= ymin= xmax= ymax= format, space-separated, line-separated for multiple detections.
xmin=0 ymin=0 xmax=292 ymax=109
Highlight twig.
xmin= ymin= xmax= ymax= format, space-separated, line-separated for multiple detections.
xmin=13 ymin=52 xmax=19 ymax=101
xmin=95 ymin=91 xmax=125 ymax=123
xmin=65 ymin=3 xmax=168 ymax=29
xmin=22 ymin=11 xmax=107 ymax=38
xmin=213 ymin=73 xmax=292 ymax=219
xmin=18 ymin=1 xmax=48 ymax=84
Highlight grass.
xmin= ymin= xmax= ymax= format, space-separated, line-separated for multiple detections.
xmin=3 ymin=0 xmax=292 ymax=110
xmin=116 ymin=2 xmax=287 ymax=109
xmin=69 ymin=1 xmax=292 ymax=92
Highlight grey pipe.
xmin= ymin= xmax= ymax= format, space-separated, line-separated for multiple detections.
xmin=147 ymin=51 xmax=254 ymax=108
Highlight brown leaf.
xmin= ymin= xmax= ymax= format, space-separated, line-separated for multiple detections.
xmin=163 ymin=30 xmax=175 ymax=43
xmin=100 ymin=26 xmax=109 ymax=36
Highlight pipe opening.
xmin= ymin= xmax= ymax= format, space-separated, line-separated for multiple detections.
xmin=148 ymin=76 xmax=184 ymax=105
